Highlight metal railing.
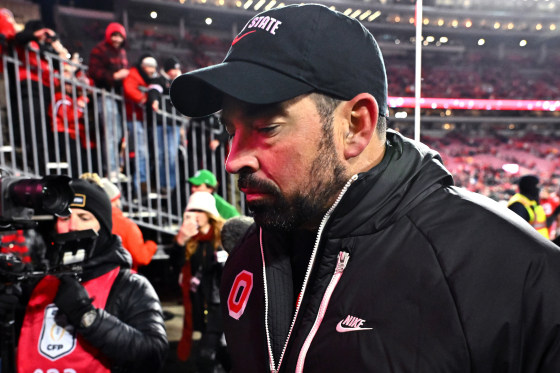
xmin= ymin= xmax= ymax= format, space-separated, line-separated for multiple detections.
xmin=0 ymin=44 xmax=244 ymax=235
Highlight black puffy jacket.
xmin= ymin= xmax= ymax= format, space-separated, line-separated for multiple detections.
xmin=220 ymin=130 xmax=560 ymax=373
xmin=78 ymin=235 xmax=168 ymax=373
xmin=14 ymin=235 xmax=168 ymax=373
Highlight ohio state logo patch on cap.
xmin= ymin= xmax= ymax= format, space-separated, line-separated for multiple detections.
xmin=227 ymin=270 xmax=253 ymax=320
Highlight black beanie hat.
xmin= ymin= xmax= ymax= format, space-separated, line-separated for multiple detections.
xmin=519 ymin=175 xmax=540 ymax=199
xmin=69 ymin=179 xmax=113 ymax=234
xmin=24 ymin=20 xmax=45 ymax=33
xmin=163 ymin=56 xmax=181 ymax=72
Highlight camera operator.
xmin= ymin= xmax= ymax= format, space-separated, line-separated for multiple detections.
xmin=1 ymin=178 xmax=168 ymax=372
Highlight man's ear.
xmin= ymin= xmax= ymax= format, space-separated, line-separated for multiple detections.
xmin=343 ymin=93 xmax=379 ymax=159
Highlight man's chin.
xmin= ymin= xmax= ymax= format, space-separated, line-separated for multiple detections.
xmin=248 ymin=202 xmax=297 ymax=232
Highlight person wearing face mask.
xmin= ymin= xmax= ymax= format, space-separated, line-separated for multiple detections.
xmin=12 ymin=178 xmax=168 ymax=373
xmin=171 ymin=191 xmax=229 ymax=371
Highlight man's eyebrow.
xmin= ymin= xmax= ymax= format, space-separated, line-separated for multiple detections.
xmin=245 ymin=102 xmax=286 ymax=118
xmin=220 ymin=101 xmax=287 ymax=126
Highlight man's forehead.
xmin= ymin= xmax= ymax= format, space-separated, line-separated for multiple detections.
xmin=70 ymin=208 xmax=95 ymax=217
xmin=220 ymin=94 xmax=309 ymax=123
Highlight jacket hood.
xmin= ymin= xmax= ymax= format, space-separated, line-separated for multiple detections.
xmin=104 ymin=22 xmax=126 ymax=45
xmin=328 ymin=130 xmax=453 ymax=237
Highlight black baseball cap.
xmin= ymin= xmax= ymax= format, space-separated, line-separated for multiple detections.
xmin=170 ymin=3 xmax=388 ymax=118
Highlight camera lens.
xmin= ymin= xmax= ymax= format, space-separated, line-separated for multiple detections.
xmin=8 ymin=175 xmax=72 ymax=216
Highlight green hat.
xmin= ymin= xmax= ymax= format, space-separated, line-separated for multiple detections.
xmin=188 ymin=169 xmax=217 ymax=188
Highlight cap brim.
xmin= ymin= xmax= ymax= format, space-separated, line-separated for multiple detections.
xmin=187 ymin=176 xmax=202 ymax=185
xmin=170 ymin=61 xmax=315 ymax=118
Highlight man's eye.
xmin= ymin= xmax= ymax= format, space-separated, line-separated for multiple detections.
xmin=258 ymin=125 xmax=278 ymax=134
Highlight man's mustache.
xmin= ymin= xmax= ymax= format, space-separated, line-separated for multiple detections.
xmin=238 ymin=174 xmax=280 ymax=195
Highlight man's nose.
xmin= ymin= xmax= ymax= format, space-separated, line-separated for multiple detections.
xmin=225 ymin=133 xmax=258 ymax=174
xmin=67 ymin=216 xmax=77 ymax=231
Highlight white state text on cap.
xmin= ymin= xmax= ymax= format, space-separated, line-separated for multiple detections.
xmin=246 ymin=16 xmax=282 ymax=35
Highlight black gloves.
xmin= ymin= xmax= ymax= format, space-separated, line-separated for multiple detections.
xmin=54 ymin=275 xmax=95 ymax=327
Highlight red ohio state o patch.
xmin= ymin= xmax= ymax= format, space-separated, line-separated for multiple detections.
xmin=227 ymin=270 xmax=253 ymax=320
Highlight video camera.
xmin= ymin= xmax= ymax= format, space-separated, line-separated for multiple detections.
xmin=0 ymin=175 xmax=97 ymax=281
xmin=0 ymin=175 xmax=73 ymax=227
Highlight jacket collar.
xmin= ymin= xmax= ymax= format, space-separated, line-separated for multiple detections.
xmin=321 ymin=130 xmax=452 ymax=238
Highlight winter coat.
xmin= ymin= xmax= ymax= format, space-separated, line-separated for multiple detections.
xmin=49 ymin=91 xmax=94 ymax=148
xmin=111 ymin=207 xmax=157 ymax=271
xmin=122 ymin=66 xmax=149 ymax=122
xmin=88 ymin=22 xmax=128 ymax=91
xmin=214 ymin=193 xmax=240 ymax=219
xmin=171 ymin=229 xmax=226 ymax=361
xmin=16 ymin=235 xmax=168 ymax=373
xmin=14 ymin=30 xmax=59 ymax=87
xmin=79 ymin=236 xmax=168 ymax=372
xmin=0 ymin=10 xmax=15 ymax=73
xmin=220 ymin=129 xmax=560 ymax=373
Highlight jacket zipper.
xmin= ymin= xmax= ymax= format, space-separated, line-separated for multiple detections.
xmin=262 ymin=174 xmax=358 ymax=373
xmin=295 ymin=251 xmax=350 ymax=372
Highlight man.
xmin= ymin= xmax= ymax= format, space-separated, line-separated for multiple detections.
xmin=88 ymin=22 xmax=129 ymax=180
xmin=13 ymin=20 xmax=70 ymax=175
xmin=170 ymin=4 xmax=560 ymax=372
xmin=148 ymin=56 xmax=183 ymax=194
xmin=188 ymin=169 xmax=240 ymax=219
xmin=99 ymin=176 xmax=158 ymax=271
xmin=160 ymin=56 xmax=182 ymax=82
xmin=507 ymin=175 xmax=550 ymax=238
xmin=123 ymin=54 xmax=158 ymax=194
xmin=11 ymin=178 xmax=168 ymax=372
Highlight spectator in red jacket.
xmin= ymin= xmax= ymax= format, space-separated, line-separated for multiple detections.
xmin=88 ymin=22 xmax=129 ymax=180
xmin=13 ymin=19 xmax=69 ymax=174
xmin=99 ymin=176 xmax=158 ymax=271
xmin=123 ymin=54 xmax=159 ymax=195
xmin=0 ymin=8 xmax=16 ymax=69
xmin=48 ymin=67 xmax=95 ymax=176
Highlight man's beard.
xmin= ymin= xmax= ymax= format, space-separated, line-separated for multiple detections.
xmin=239 ymin=128 xmax=349 ymax=232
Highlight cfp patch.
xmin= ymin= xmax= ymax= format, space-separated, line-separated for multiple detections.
xmin=70 ymin=193 xmax=86 ymax=208
xmin=39 ymin=304 xmax=77 ymax=360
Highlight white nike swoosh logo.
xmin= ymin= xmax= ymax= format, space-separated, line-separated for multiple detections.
xmin=336 ymin=320 xmax=373 ymax=333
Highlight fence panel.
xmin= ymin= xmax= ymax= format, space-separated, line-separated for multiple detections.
xmin=0 ymin=46 xmax=244 ymax=235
